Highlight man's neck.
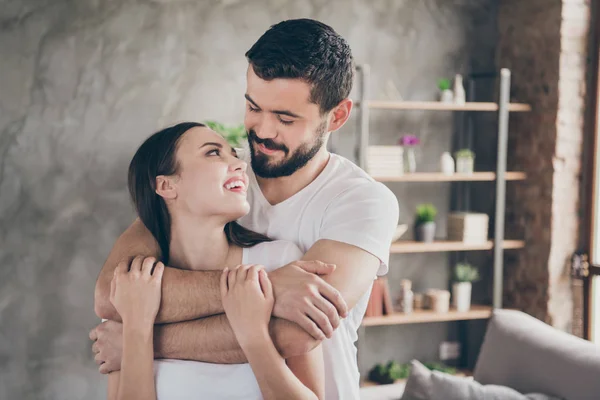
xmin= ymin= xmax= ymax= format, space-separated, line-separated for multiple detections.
xmin=256 ymin=148 xmax=330 ymax=206
xmin=168 ymin=213 xmax=240 ymax=271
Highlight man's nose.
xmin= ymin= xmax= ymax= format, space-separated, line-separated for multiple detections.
xmin=253 ymin=117 xmax=277 ymax=140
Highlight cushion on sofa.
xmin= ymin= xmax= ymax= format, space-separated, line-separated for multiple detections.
xmin=401 ymin=360 xmax=560 ymax=400
xmin=474 ymin=309 xmax=600 ymax=400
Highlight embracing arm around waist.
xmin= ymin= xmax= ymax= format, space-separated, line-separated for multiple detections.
xmin=154 ymin=314 xmax=320 ymax=363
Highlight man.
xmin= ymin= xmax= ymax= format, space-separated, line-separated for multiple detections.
xmin=91 ymin=18 xmax=399 ymax=399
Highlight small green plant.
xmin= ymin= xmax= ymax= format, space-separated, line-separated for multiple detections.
xmin=415 ymin=203 xmax=437 ymax=225
xmin=204 ymin=121 xmax=247 ymax=147
xmin=438 ymin=78 xmax=451 ymax=91
xmin=453 ymin=262 xmax=480 ymax=283
xmin=368 ymin=361 xmax=457 ymax=384
xmin=368 ymin=361 xmax=410 ymax=384
xmin=455 ymin=148 xmax=475 ymax=159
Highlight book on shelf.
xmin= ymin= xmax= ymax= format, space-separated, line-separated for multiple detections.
xmin=365 ymin=278 xmax=394 ymax=317
xmin=367 ymin=146 xmax=404 ymax=176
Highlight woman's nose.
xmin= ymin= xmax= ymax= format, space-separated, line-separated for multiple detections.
xmin=230 ymin=157 xmax=247 ymax=173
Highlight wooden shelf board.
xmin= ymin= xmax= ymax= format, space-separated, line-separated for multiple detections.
xmin=390 ymin=240 xmax=525 ymax=253
xmin=372 ymin=171 xmax=526 ymax=182
xmin=365 ymin=100 xmax=531 ymax=112
xmin=362 ymin=305 xmax=492 ymax=326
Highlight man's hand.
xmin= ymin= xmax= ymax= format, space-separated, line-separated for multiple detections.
xmin=269 ymin=260 xmax=348 ymax=340
xmin=89 ymin=320 xmax=123 ymax=374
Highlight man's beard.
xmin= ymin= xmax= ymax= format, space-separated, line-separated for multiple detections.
xmin=248 ymin=121 xmax=327 ymax=178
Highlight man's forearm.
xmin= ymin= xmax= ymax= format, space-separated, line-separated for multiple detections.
xmin=97 ymin=267 xmax=224 ymax=324
xmin=153 ymin=315 xmax=320 ymax=363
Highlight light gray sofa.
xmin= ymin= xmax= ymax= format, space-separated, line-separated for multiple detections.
xmin=361 ymin=309 xmax=600 ymax=400
xmin=472 ymin=309 xmax=600 ymax=400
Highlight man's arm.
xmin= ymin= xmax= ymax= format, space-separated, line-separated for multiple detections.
xmin=157 ymin=315 xmax=320 ymax=362
xmin=93 ymin=315 xmax=320 ymax=373
xmin=302 ymin=239 xmax=380 ymax=311
xmin=92 ymin=240 xmax=376 ymax=371
xmin=95 ymin=219 xmax=225 ymax=323
xmin=95 ymin=220 xmax=345 ymax=328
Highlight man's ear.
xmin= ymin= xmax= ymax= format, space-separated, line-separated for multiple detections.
xmin=327 ymin=98 xmax=353 ymax=132
xmin=156 ymin=175 xmax=177 ymax=200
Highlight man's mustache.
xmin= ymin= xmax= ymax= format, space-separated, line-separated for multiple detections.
xmin=248 ymin=129 xmax=288 ymax=153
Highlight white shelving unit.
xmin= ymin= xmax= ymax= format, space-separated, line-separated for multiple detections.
xmin=354 ymin=65 xmax=531 ymax=386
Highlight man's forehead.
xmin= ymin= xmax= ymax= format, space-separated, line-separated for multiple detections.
xmin=245 ymin=65 xmax=315 ymax=111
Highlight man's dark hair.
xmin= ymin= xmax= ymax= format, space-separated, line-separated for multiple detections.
xmin=245 ymin=18 xmax=354 ymax=114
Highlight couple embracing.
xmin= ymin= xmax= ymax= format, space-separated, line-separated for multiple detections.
xmin=90 ymin=18 xmax=399 ymax=400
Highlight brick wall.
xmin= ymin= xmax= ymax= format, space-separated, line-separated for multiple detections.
xmin=498 ymin=0 xmax=592 ymax=331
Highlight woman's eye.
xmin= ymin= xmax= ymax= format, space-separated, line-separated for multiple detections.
xmin=207 ymin=149 xmax=220 ymax=156
xmin=248 ymin=105 xmax=259 ymax=113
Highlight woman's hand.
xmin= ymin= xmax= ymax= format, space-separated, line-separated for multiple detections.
xmin=221 ymin=264 xmax=274 ymax=348
xmin=110 ymin=256 xmax=164 ymax=329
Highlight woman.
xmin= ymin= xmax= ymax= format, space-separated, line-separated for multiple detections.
xmin=108 ymin=122 xmax=324 ymax=399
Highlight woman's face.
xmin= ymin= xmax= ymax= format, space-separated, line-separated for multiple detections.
xmin=165 ymin=126 xmax=250 ymax=222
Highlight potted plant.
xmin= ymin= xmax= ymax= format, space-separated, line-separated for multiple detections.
xmin=398 ymin=134 xmax=420 ymax=173
xmin=438 ymin=78 xmax=453 ymax=103
xmin=452 ymin=262 xmax=480 ymax=312
xmin=204 ymin=121 xmax=247 ymax=148
xmin=414 ymin=203 xmax=437 ymax=242
xmin=455 ymin=148 xmax=475 ymax=174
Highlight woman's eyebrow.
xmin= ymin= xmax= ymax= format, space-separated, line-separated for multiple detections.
xmin=200 ymin=142 xmax=223 ymax=149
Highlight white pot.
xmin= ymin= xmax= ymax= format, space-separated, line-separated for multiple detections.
xmin=440 ymin=89 xmax=454 ymax=103
xmin=456 ymin=156 xmax=474 ymax=174
xmin=452 ymin=282 xmax=472 ymax=312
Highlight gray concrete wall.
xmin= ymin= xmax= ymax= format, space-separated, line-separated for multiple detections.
xmin=0 ymin=0 xmax=498 ymax=398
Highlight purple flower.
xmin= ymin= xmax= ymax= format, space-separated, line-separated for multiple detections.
xmin=399 ymin=134 xmax=420 ymax=147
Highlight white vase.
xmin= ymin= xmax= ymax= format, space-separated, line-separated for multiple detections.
xmin=454 ymin=74 xmax=466 ymax=105
xmin=452 ymin=282 xmax=472 ymax=312
xmin=405 ymin=147 xmax=417 ymax=173
xmin=440 ymin=89 xmax=453 ymax=103
xmin=440 ymin=152 xmax=455 ymax=175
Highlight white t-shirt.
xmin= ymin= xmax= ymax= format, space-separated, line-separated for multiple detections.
xmin=153 ymin=240 xmax=303 ymax=399
xmin=238 ymin=152 xmax=399 ymax=400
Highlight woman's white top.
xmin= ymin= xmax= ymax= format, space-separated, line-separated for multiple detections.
xmin=154 ymin=240 xmax=303 ymax=400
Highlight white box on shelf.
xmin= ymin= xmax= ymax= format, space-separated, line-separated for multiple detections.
xmin=447 ymin=212 xmax=489 ymax=243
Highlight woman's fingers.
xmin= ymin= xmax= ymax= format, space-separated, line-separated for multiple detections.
xmin=115 ymin=260 xmax=128 ymax=276
xmin=141 ymin=257 xmax=156 ymax=276
xmin=237 ymin=264 xmax=254 ymax=284
xmin=130 ymin=255 xmax=144 ymax=273
xmin=220 ymin=268 xmax=229 ymax=297
xmin=259 ymin=269 xmax=273 ymax=299
xmin=247 ymin=265 xmax=262 ymax=282
xmin=228 ymin=265 xmax=238 ymax=290
xmin=152 ymin=262 xmax=164 ymax=282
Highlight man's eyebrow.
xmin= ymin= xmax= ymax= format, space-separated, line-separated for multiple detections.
xmin=245 ymin=94 xmax=260 ymax=109
xmin=272 ymin=109 xmax=302 ymax=118
xmin=245 ymin=94 xmax=302 ymax=119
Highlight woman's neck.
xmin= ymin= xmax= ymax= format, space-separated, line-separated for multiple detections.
xmin=167 ymin=213 xmax=240 ymax=271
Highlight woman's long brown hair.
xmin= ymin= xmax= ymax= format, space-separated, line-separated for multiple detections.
xmin=127 ymin=122 xmax=271 ymax=264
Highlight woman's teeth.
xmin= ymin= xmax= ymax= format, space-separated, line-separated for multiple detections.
xmin=225 ymin=180 xmax=244 ymax=190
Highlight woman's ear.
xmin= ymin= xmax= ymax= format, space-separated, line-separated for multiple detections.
xmin=156 ymin=175 xmax=177 ymax=200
